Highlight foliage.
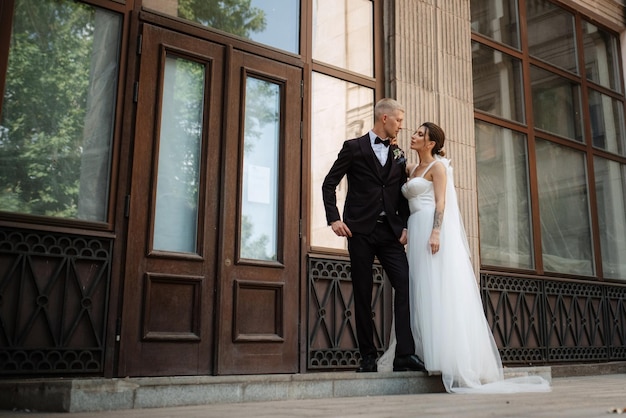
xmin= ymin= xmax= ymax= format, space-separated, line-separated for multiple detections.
xmin=0 ymin=0 xmax=268 ymax=220
xmin=0 ymin=0 xmax=94 ymax=218
xmin=240 ymin=215 xmax=274 ymax=260
xmin=178 ymin=0 xmax=266 ymax=38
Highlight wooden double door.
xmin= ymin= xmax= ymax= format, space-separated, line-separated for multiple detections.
xmin=117 ymin=24 xmax=302 ymax=376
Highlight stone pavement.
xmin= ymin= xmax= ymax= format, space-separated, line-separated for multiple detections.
xmin=2 ymin=373 xmax=626 ymax=418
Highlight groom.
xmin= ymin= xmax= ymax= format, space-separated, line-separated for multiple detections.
xmin=322 ymin=98 xmax=425 ymax=373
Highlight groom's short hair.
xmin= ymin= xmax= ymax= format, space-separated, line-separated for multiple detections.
xmin=374 ymin=98 xmax=404 ymax=120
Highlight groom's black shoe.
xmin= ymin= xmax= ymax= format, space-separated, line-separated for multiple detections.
xmin=356 ymin=356 xmax=377 ymax=373
xmin=393 ymin=354 xmax=426 ymax=372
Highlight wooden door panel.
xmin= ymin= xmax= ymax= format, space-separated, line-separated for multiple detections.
xmin=216 ymin=51 xmax=302 ymax=375
xmin=117 ymin=24 xmax=223 ymax=376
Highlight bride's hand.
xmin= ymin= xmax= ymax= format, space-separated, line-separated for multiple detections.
xmin=429 ymin=231 xmax=440 ymax=254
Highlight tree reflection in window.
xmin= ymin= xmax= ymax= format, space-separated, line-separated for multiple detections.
xmin=0 ymin=0 xmax=122 ymax=221
xmin=239 ymin=77 xmax=280 ymax=261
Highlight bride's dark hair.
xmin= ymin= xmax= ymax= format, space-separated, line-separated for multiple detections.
xmin=421 ymin=122 xmax=446 ymax=157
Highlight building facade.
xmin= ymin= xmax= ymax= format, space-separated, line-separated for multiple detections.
xmin=0 ymin=0 xmax=625 ymax=378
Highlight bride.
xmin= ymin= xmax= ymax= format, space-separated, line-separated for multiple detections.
xmin=378 ymin=122 xmax=550 ymax=393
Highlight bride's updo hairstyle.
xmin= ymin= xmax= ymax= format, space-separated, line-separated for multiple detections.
xmin=421 ymin=122 xmax=446 ymax=157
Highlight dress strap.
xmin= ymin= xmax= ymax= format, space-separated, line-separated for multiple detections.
xmin=408 ymin=164 xmax=419 ymax=178
xmin=420 ymin=160 xmax=438 ymax=177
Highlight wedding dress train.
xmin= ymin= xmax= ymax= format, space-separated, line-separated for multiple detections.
xmin=378 ymin=157 xmax=550 ymax=393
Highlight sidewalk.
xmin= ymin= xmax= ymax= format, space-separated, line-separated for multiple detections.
xmin=2 ymin=373 xmax=626 ymax=418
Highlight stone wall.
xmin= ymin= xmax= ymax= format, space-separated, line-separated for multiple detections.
xmin=386 ymin=0 xmax=479 ymax=270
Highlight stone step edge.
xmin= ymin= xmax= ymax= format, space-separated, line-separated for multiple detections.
xmin=0 ymin=367 xmax=551 ymax=413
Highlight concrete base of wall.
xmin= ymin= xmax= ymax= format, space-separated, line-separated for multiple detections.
xmin=0 ymin=367 xmax=554 ymax=413
xmin=550 ymin=361 xmax=626 ymax=377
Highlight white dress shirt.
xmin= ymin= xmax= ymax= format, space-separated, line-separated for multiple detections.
xmin=369 ymin=131 xmax=389 ymax=166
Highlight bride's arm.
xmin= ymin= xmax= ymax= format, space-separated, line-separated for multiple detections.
xmin=429 ymin=162 xmax=447 ymax=254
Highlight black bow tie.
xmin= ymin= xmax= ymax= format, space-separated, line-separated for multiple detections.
xmin=375 ymin=137 xmax=390 ymax=147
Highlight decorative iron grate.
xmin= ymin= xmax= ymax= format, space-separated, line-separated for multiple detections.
xmin=306 ymin=258 xmax=626 ymax=370
xmin=481 ymin=273 xmax=626 ymax=364
xmin=0 ymin=227 xmax=112 ymax=375
xmin=307 ymin=256 xmax=390 ymax=370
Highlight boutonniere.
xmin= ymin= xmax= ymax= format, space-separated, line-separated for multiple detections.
xmin=392 ymin=146 xmax=406 ymax=165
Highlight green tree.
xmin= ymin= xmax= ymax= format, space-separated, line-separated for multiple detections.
xmin=178 ymin=0 xmax=266 ymax=38
xmin=0 ymin=0 xmax=267 ymax=219
xmin=0 ymin=0 xmax=93 ymax=217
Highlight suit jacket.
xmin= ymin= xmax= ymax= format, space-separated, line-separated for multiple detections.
xmin=322 ymin=134 xmax=410 ymax=238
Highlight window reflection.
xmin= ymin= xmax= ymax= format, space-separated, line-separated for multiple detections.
xmin=526 ymin=0 xmax=577 ymax=73
xmin=310 ymin=73 xmax=374 ymax=249
xmin=531 ymin=65 xmax=583 ymax=142
xmin=142 ymin=0 xmax=300 ymax=54
xmin=470 ymin=0 xmax=520 ymax=49
xmin=472 ymin=42 xmax=524 ymax=123
xmin=583 ymin=21 xmax=622 ymax=93
xmin=536 ymin=139 xmax=593 ymax=276
xmin=312 ymin=0 xmax=373 ymax=77
xmin=588 ymin=89 xmax=626 ymax=156
xmin=594 ymin=157 xmax=626 ymax=279
xmin=475 ymin=121 xmax=533 ymax=269
xmin=0 ymin=1 xmax=121 ymax=221
xmin=153 ymin=56 xmax=204 ymax=253
xmin=240 ymin=77 xmax=280 ymax=261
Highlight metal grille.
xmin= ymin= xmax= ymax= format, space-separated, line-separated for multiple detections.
xmin=306 ymin=259 xmax=626 ymax=370
xmin=307 ymin=256 xmax=390 ymax=370
xmin=0 ymin=227 xmax=112 ymax=375
xmin=482 ymin=273 xmax=626 ymax=364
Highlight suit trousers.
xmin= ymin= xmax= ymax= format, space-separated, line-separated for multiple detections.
xmin=348 ymin=218 xmax=415 ymax=360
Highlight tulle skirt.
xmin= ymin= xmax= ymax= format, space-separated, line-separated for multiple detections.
xmin=378 ymin=205 xmax=550 ymax=393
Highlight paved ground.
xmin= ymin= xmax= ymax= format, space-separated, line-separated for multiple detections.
xmin=2 ymin=373 xmax=625 ymax=418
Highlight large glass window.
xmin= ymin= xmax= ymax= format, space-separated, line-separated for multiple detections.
xmin=472 ymin=0 xmax=626 ymax=280
xmin=472 ymin=42 xmax=525 ymax=123
xmin=536 ymin=139 xmax=593 ymax=276
xmin=594 ymin=157 xmax=626 ymax=279
xmin=142 ymin=0 xmax=300 ymax=54
xmin=470 ymin=0 xmax=520 ymax=49
xmin=583 ymin=21 xmax=622 ymax=93
xmin=476 ymin=121 xmax=533 ymax=269
xmin=588 ymin=89 xmax=626 ymax=155
xmin=0 ymin=0 xmax=122 ymax=221
xmin=526 ymin=0 xmax=577 ymax=73
xmin=309 ymin=0 xmax=379 ymax=250
xmin=530 ymin=65 xmax=583 ymax=142
xmin=312 ymin=0 xmax=373 ymax=77
xmin=310 ymin=73 xmax=374 ymax=249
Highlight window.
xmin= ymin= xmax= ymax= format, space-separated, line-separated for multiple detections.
xmin=142 ymin=0 xmax=300 ymax=54
xmin=309 ymin=0 xmax=381 ymax=250
xmin=140 ymin=0 xmax=382 ymax=252
xmin=472 ymin=0 xmax=626 ymax=280
xmin=472 ymin=42 xmax=525 ymax=123
xmin=0 ymin=0 xmax=122 ymax=222
xmin=475 ymin=120 xmax=533 ymax=269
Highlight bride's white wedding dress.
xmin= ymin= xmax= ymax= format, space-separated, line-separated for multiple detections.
xmin=378 ymin=156 xmax=550 ymax=393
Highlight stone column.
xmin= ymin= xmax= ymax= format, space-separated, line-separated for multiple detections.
xmin=385 ymin=0 xmax=480 ymax=271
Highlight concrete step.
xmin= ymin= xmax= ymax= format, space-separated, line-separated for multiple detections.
xmin=0 ymin=367 xmax=551 ymax=413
